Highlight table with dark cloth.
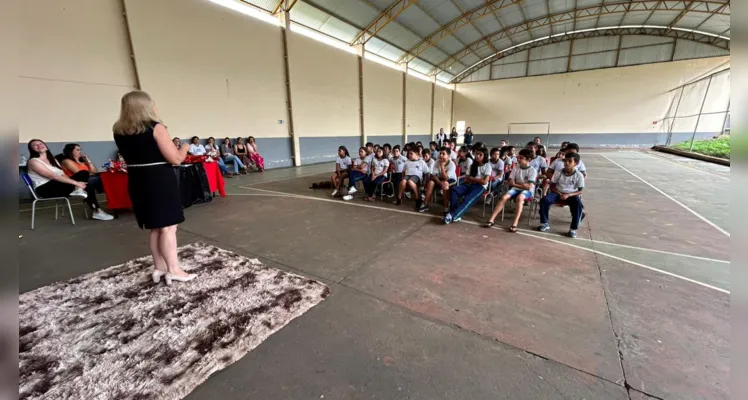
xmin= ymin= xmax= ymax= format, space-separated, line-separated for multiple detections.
xmin=101 ymin=162 xmax=224 ymax=215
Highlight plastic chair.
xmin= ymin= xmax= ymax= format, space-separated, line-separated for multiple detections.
xmin=21 ymin=173 xmax=76 ymax=230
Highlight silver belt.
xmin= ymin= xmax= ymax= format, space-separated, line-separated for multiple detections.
xmin=127 ymin=162 xmax=168 ymax=168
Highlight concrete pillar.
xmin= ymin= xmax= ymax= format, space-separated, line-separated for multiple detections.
xmin=278 ymin=11 xmax=300 ymax=166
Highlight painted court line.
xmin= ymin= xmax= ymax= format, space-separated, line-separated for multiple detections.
xmin=622 ymin=151 xmax=730 ymax=180
xmin=241 ymin=170 xmax=331 ymax=186
xmin=601 ymin=154 xmax=730 ymax=237
xmin=235 ymin=186 xmax=728 ymax=294
xmin=517 ymin=232 xmax=729 ymax=294
xmin=522 ymin=229 xmax=729 ymax=264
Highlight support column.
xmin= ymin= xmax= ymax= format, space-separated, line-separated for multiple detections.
xmin=449 ymin=84 xmax=455 ymax=132
xmin=278 ymin=11 xmax=300 ymax=166
xmin=614 ymin=35 xmax=623 ymax=67
xmin=689 ymin=75 xmax=713 ymax=152
xmin=429 ymin=76 xmax=435 ymax=141
xmin=401 ymin=64 xmax=407 ymax=146
xmin=567 ymin=39 xmax=574 ymax=72
xmin=356 ymin=44 xmax=366 ymax=147
xmin=121 ymin=0 xmax=141 ymax=90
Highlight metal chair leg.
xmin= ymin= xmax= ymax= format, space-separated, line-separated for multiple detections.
xmin=31 ymin=200 xmax=37 ymax=230
xmin=66 ymin=199 xmax=76 ymax=225
xmin=55 ymin=201 xmax=59 ymax=220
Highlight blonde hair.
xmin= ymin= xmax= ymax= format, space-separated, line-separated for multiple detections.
xmin=113 ymin=90 xmax=162 ymax=135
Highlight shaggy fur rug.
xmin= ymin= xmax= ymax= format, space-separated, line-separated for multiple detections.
xmin=19 ymin=242 xmax=330 ymax=400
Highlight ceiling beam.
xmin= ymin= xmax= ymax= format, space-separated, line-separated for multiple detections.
xmin=350 ymin=0 xmax=419 ymax=46
xmin=429 ymin=0 xmax=729 ymax=76
xmin=397 ymin=0 xmax=520 ymax=64
xmin=272 ymin=0 xmax=298 ymax=14
xmin=451 ymin=26 xmax=730 ymax=82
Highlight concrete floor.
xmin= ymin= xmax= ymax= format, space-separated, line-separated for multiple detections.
xmin=19 ymin=150 xmax=730 ymax=400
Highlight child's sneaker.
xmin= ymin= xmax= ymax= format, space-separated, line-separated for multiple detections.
xmin=348 ymin=186 xmax=357 ymax=195
xmin=69 ymin=188 xmax=87 ymax=198
xmin=453 ymin=216 xmax=461 ymax=222
xmin=537 ymin=223 xmax=550 ymax=232
xmin=484 ymin=193 xmax=493 ymax=204
xmin=331 ymin=189 xmax=338 ymax=197
xmin=405 ymin=192 xmax=412 ymax=199
xmin=342 ymin=195 xmax=353 ymax=201
xmin=418 ymin=204 xmax=429 ymax=213
xmin=443 ymin=213 xmax=453 ymax=224
xmin=567 ymin=230 xmax=577 ymax=238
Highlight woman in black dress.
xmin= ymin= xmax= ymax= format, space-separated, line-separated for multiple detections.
xmin=113 ymin=90 xmax=197 ymax=285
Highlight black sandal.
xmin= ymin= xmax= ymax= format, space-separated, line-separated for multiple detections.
xmin=508 ymin=225 xmax=518 ymax=233
xmin=483 ymin=221 xmax=495 ymax=228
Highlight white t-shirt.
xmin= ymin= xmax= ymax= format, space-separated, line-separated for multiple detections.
xmin=27 ymin=158 xmax=64 ymax=188
xmin=189 ymin=143 xmax=206 ymax=155
xmin=550 ymin=158 xmax=586 ymax=174
xmin=471 ymin=162 xmax=493 ymax=189
xmin=458 ymin=157 xmax=472 ymax=175
xmin=371 ymin=158 xmax=390 ymax=177
xmin=509 ymin=165 xmax=538 ymax=192
xmin=364 ymin=152 xmax=375 ymax=166
xmin=450 ymin=150 xmax=458 ymax=161
xmin=404 ymin=159 xmax=428 ymax=177
xmin=204 ymin=144 xmax=220 ymax=157
xmin=391 ymin=155 xmax=407 ymax=173
xmin=529 ymin=156 xmax=547 ymax=172
xmin=353 ymin=157 xmax=369 ymax=174
xmin=552 ymin=168 xmax=585 ymax=194
xmin=336 ymin=155 xmax=352 ymax=171
xmin=424 ymin=158 xmax=435 ymax=174
xmin=431 ymin=160 xmax=457 ymax=181
xmin=488 ymin=159 xmax=505 ymax=179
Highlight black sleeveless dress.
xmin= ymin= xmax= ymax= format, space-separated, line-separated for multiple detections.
xmin=114 ymin=121 xmax=184 ymax=229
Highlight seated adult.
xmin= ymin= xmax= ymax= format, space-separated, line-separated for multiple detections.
xmin=188 ymin=136 xmax=206 ymax=155
xmin=59 ymin=143 xmax=113 ymax=220
xmin=26 ymin=140 xmax=112 ymax=221
xmin=172 ymin=137 xmax=181 ymax=148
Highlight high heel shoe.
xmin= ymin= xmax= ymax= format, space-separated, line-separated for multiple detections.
xmin=152 ymin=269 xmax=167 ymax=283
xmin=164 ymin=272 xmax=197 ymax=286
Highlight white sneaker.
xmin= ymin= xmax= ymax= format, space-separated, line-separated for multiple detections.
xmin=92 ymin=210 xmax=114 ymax=221
xmin=69 ymin=188 xmax=87 ymax=198
xmin=405 ymin=192 xmax=412 ymax=199
xmin=342 ymin=195 xmax=353 ymax=201
xmin=331 ymin=189 xmax=338 ymax=197
xmin=348 ymin=186 xmax=357 ymax=195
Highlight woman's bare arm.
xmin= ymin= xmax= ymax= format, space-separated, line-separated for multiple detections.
xmin=153 ymin=124 xmax=188 ymax=165
xmin=28 ymin=159 xmax=84 ymax=188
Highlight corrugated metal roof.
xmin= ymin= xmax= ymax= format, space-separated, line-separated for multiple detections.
xmin=528 ymin=58 xmax=567 ymax=76
xmin=618 ymin=43 xmax=674 ymax=66
xmin=241 ymin=0 xmax=278 ymax=12
xmin=494 ymin=50 xmax=528 ymax=65
xmin=492 ymin=62 xmax=526 ymax=79
xmin=530 ymin=42 xmax=571 ymax=60
xmin=673 ymin=39 xmax=730 ymax=61
xmin=570 ymin=51 xmax=617 ymax=71
xmin=621 ymin=35 xmax=674 ymax=49
xmin=572 ymin=37 xmax=619 ymax=54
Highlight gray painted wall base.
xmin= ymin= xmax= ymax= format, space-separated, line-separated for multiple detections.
xmin=299 ymin=137 xmax=360 ymax=165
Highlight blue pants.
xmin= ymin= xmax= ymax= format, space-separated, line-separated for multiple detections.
xmin=216 ymin=157 xmax=229 ymax=174
xmin=391 ymin=172 xmax=403 ymax=196
xmin=224 ymin=155 xmax=245 ymax=173
xmin=363 ymin=175 xmax=385 ymax=197
xmin=448 ymin=183 xmax=486 ymax=220
xmin=539 ymin=192 xmax=584 ymax=230
xmin=489 ymin=179 xmax=502 ymax=192
xmin=348 ymin=171 xmax=367 ymax=189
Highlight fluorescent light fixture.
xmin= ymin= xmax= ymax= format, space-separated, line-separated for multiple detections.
xmin=290 ymin=23 xmax=357 ymax=55
xmin=207 ymin=0 xmax=280 ymax=26
xmin=364 ymin=52 xmax=405 ymax=71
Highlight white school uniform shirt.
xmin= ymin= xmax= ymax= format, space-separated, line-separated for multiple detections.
xmin=353 ymin=157 xmax=369 ymax=174
xmin=488 ymin=159 xmax=505 ymax=179
xmin=471 ymin=162 xmax=493 ymax=189
xmin=509 ymin=165 xmax=538 ymax=192
xmin=364 ymin=152 xmax=375 ymax=166
xmin=391 ymin=155 xmax=407 ymax=173
xmin=423 ymin=158 xmax=435 ymax=175
xmin=450 ymin=150 xmax=458 ymax=161
xmin=550 ymin=158 xmax=586 ymax=174
xmin=430 ymin=150 xmax=439 ymax=160
xmin=551 ymin=168 xmax=585 ymax=194
xmin=336 ymin=155 xmax=352 ymax=171
xmin=371 ymin=157 xmax=390 ymax=177
xmin=404 ymin=159 xmax=428 ymax=177
xmin=189 ymin=143 xmax=206 ymax=155
xmin=431 ymin=160 xmax=457 ymax=181
xmin=458 ymin=157 xmax=472 ymax=175
xmin=529 ymin=155 xmax=547 ymax=172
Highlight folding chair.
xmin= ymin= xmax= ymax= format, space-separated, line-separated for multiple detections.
xmin=481 ymin=176 xmax=503 ymax=218
xmin=21 ymin=173 xmax=76 ymax=230
xmin=501 ymin=186 xmax=537 ymax=226
xmin=377 ymin=164 xmax=395 ymax=201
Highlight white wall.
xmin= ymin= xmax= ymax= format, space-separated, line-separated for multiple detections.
xmin=405 ymin=75 xmax=432 ymax=136
xmin=124 ymin=0 xmax=287 ymax=140
xmin=453 ymin=56 xmax=729 ymax=135
xmin=363 ymin=59 xmax=403 ymax=137
xmin=20 ymin=0 xmax=137 ymax=142
xmin=433 ymin=85 xmax=453 ymax=136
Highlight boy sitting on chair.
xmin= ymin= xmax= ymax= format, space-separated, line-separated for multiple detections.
xmin=537 ymin=152 xmax=585 ymax=238
xmin=483 ymin=148 xmax=537 ymax=232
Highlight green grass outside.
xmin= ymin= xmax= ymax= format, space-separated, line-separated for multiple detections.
xmin=672 ymin=135 xmax=730 ymax=159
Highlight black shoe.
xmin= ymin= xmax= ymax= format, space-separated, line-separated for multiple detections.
xmin=394 ymin=199 xmax=402 ymax=206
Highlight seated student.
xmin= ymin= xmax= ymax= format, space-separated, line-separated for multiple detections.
xmin=342 ymin=147 xmax=369 ymax=201
xmin=533 ymin=136 xmax=542 ymax=145
xmin=457 ymin=146 xmax=472 ymax=178
xmin=483 ymin=148 xmax=538 ymax=232
xmin=501 ymin=145 xmax=517 ymax=174
xmin=188 ymin=136 xmax=206 ymax=155
xmin=429 ymin=141 xmax=439 ymax=160
xmin=499 ymin=139 xmax=508 ymax=148
xmin=419 ymin=147 xmax=457 ymax=213
xmin=395 ymin=149 xmax=428 ymax=207
xmin=422 ymin=149 xmax=435 ymax=184
xmin=443 ymin=146 xmax=491 ymax=224
xmin=526 ymin=142 xmax=547 ymax=176
xmin=331 ymin=146 xmax=351 ymax=197
xmin=537 ymin=144 xmax=548 ymax=161
xmin=383 ymin=143 xmax=392 ymax=160
xmin=390 ymin=145 xmax=407 ymax=197
xmin=537 ymin=153 xmax=586 ymax=238
xmin=415 ymin=144 xmax=424 ymax=159
xmin=487 ymin=147 xmax=505 ymax=193
xmin=543 ymin=142 xmax=587 ymax=195
xmin=172 ymin=137 xmax=181 ymax=148
xmin=415 ymin=141 xmax=423 ymax=149
xmin=447 ymin=140 xmax=458 ymax=161
xmin=364 ymin=142 xmax=375 ymax=165
xmin=363 ymin=147 xmax=390 ymax=202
